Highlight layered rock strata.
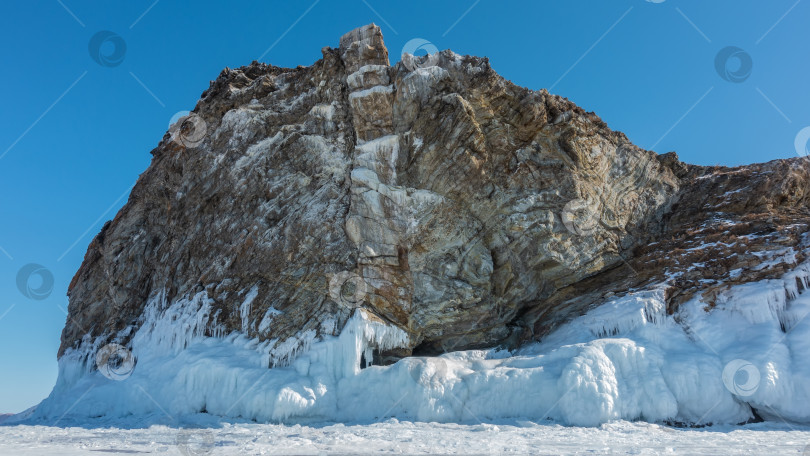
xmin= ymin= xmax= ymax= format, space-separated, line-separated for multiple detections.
xmin=61 ymin=24 xmax=809 ymax=370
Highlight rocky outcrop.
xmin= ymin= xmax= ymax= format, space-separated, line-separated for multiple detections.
xmin=61 ymin=24 xmax=810 ymax=372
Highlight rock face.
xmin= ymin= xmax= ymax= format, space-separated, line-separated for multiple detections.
xmin=62 ymin=23 xmax=809 ymax=371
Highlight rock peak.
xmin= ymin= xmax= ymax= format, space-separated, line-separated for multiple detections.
xmin=339 ymin=23 xmax=389 ymax=73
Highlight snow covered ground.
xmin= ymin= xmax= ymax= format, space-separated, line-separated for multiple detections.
xmin=1 ymin=420 xmax=809 ymax=455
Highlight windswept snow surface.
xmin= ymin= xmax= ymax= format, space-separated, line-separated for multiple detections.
xmin=1 ymin=420 xmax=809 ymax=455
xmin=22 ymin=262 xmax=810 ymax=428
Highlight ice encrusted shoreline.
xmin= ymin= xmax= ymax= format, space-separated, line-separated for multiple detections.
xmin=20 ymin=261 xmax=810 ymax=427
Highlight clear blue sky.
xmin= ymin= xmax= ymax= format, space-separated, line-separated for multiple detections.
xmin=0 ymin=0 xmax=807 ymax=414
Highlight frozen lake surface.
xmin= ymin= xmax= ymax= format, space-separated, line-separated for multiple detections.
xmin=2 ymin=420 xmax=809 ymax=455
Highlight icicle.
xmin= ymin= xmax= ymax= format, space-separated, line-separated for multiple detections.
xmin=580 ymin=289 xmax=667 ymax=339
xmin=129 ymin=290 xmax=214 ymax=356
xmin=239 ymin=285 xmax=259 ymax=334
xmin=332 ymin=309 xmax=409 ymax=378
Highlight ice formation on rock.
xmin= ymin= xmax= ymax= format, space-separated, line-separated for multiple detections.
xmin=27 ymin=261 xmax=810 ymax=426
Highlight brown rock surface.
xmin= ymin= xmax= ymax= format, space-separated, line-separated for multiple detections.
xmin=60 ymin=24 xmax=810 ymax=369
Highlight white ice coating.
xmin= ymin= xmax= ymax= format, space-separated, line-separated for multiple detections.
xmin=346 ymin=64 xmax=389 ymax=91
xmin=350 ymin=167 xmax=443 ymax=220
xmin=399 ymin=66 xmax=450 ymax=104
xmin=239 ymin=285 xmax=259 ymax=333
xmin=258 ymin=306 xmax=282 ymax=334
xmin=307 ymin=103 xmax=335 ymax=121
xmin=348 ymin=84 xmax=394 ymax=100
xmin=130 ymin=290 xmax=215 ymax=357
xmin=354 ymin=134 xmax=399 ymax=183
xmin=26 ymin=260 xmax=810 ymax=427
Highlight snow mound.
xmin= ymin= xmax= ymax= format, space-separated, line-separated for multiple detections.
xmin=24 ymin=262 xmax=810 ymax=427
